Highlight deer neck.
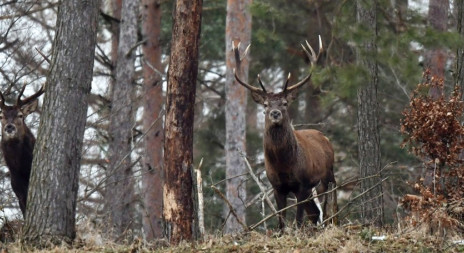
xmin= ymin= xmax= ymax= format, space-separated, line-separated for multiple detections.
xmin=263 ymin=121 xmax=299 ymax=167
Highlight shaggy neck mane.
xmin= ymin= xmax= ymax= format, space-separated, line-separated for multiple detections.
xmin=264 ymin=122 xmax=299 ymax=166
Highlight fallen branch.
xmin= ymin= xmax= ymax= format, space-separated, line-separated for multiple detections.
xmin=211 ymin=185 xmax=248 ymax=232
xmin=239 ymin=151 xmax=277 ymax=213
xmin=248 ymin=175 xmax=388 ymax=231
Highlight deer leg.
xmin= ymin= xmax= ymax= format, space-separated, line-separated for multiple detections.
xmin=10 ymin=178 xmax=27 ymax=217
xmin=274 ymin=190 xmax=287 ymax=232
xmin=297 ymin=188 xmax=320 ymax=227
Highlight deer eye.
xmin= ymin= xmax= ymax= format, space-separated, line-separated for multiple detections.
xmin=282 ymin=101 xmax=288 ymax=106
xmin=18 ymin=114 xmax=23 ymax=119
xmin=263 ymin=102 xmax=268 ymax=108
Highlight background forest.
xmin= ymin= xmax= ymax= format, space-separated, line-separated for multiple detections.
xmin=0 ymin=0 xmax=463 ymax=249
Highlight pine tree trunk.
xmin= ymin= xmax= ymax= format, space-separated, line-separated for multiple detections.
xmin=106 ymin=0 xmax=139 ymax=239
xmin=141 ymin=0 xmax=164 ymax=241
xmin=22 ymin=0 xmax=99 ymax=245
xmin=356 ymin=0 xmax=384 ymax=227
xmin=456 ymin=0 xmax=464 ymax=92
xmin=224 ymin=0 xmax=252 ymax=234
xmin=163 ymin=0 xmax=202 ymax=244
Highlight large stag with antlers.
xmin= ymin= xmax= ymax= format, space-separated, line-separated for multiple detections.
xmin=233 ymin=37 xmax=337 ymax=231
xmin=0 ymin=85 xmax=44 ymax=217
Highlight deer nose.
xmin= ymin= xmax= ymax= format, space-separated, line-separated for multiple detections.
xmin=270 ymin=110 xmax=281 ymax=120
xmin=5 ymin=124 xmax=16 ymax=133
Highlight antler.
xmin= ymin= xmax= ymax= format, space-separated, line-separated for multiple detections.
xmin=0 ymin=90 xmax=6 ymax=109
xmin=232 ymin=41 xmax=266 ymax=93
xmin=284 ymin=35 xmax=323 ymax=92
xmin=16 ymin=83 xmax=45 ymax=106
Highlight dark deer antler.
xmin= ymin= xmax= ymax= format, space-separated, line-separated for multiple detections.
xmin=16 ymin=84 xmax=45 ymax=107
xmin=232 ymin=41 xmax=267 ymax=93
xmin=284 ymin=35 xmax=323 ymax=92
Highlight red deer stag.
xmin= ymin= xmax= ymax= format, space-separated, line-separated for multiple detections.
xmin=233 ymin=37 xmax=337 ymax=231
xmin=0 ymin=85 xmax=44 ymax=217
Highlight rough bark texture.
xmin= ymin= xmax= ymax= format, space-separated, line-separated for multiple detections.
xmin=141 ymin=0 xmax=164 ymax=240
xmin=22 ymin=0 xmax=99 ymax=245
xmin=356 ymin=0 xmax=384 ymax=227
xmin=163 ymin=0 xmax=202 ymax=244
xmin=224 ymin=0 xmax=252 ymax=234
xmin=106 ymin=0 xmax=139 ymax=239
xmin=456 ymin=0 xmax=464 ymax=93
xmin=426 ymin=0 xmax=449 ymax=99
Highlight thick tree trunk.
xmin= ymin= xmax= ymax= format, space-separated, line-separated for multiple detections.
xmin=22 ymin=0 xmax=99 ymax=245
xmin=106 ymin=0 xmax=139 ymax=239
xmin=224 ymin=0 xmax=252 ymax=234
xmin=356 ymin=0 xmax=384 ymax=227
xmin=163 ymin=0 xmax=202 ymax=244
xmin=141 ymin=0 xmax=164 ymax=241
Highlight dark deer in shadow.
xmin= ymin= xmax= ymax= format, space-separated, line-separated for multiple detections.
xmin=233 ymin=37 xmax=337 ymax=232
xmin=0 ymin=85 xmax=44 ymax=217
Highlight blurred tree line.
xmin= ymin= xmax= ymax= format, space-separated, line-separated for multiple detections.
xmin=0 ymin=0 xmax=462 ymax=244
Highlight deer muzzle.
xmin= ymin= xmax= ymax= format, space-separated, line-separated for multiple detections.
xmin=4 ymin=124 xmax=17 ymax=137
xmin=269 ymin=109 xmax=283 ymax=123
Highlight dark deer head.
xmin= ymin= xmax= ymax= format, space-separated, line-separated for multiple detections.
xmin=0 ymin=85 xmax=44 ymax=142
xmin=233 ymin=36 xmax=322 ymax=127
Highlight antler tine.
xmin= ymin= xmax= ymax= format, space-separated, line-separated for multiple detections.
xmin=0 ymin=90 xmax=6 ymax=109
xmin=232 ymin=40 xmax=265 ymax=93
xmin=301 ymin=35 xmax=323 ymax=68
xmin=282 ymin=72 xmax=291 ymax=92
xmin=16 ymin=84 xmax=27 ymax=105
xmin=17 ymin=84 xmax=45 ymax=106
xmin=285 ymin=36 xmax=322 ymax=92
xmin=257 ymin=74 xmax=267 ymax=93
xmin=286 ymin=73 xmax=312 ymax=92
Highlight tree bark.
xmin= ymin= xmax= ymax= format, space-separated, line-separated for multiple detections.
xmin=455 ymin=0 xmax=464 ymax=92
xmin=141 ymin=0 xmax=164 ymax=241
xmin=224 ymin=0 xmax=252 ymax=234
xmin=22 ymin=0 xmax=99 ymax=245
xmin=426 ymin=0 xmax=449 ymax=99
xmin=163 ymin=0 xmax=202 ymax=244
xmin=106 ymin=0 xmax=139 ymax=239
xmin=356 ymin=0 xmax=384 ymax=227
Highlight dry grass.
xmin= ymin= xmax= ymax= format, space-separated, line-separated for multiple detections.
xmin=1 ymin=225 xmax=463 ymax=252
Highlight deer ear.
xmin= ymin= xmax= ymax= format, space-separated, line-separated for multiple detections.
xmin=250 ymin=91 xmax=266 ymax=105
xmin=21 ymin=99 xmax=39 ymax=116
xmin=285 ymin=89 xmax=299 ymax=103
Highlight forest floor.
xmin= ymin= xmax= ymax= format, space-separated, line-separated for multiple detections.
xmin=1 ymin=225 xmax=464 ymax=252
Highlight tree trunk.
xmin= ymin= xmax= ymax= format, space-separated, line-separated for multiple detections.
xmin=22 ymin=0 xmax=99 ymax=245
xmin=356 ymin=0 xmax=384 ymax=227
xmin=163 ymin=0 xmax=202 ymax=244
xmin=224 ymin=0 xmax=252 ymax=234
xmin=424 ymin=0 xmax=449 ymax=187
xmin=141 ymin=0 xmax=164 ymax=241
xmin=426 ymin=0 xmax=449 ymax=99
xmin=106 ymin=0 xmax=139 ymax=239
xmin=456 ymin=0 xmax=464 ymax=92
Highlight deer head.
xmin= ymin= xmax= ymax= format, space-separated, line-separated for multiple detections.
xmin=0 ymin=85 xmax=44 ymax=141
xmin=233 ymin=36 xmax=323 ymax=127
